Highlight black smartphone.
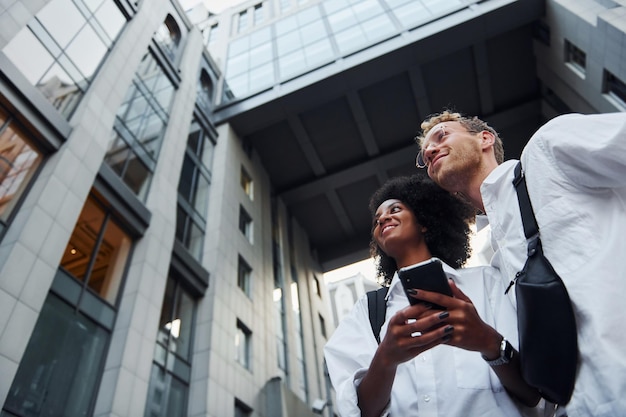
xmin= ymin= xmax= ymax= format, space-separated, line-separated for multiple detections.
xmin=398 ymin=258 xmax=452 ymax=309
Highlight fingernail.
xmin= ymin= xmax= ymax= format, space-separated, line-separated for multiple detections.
xmin=442 ymin=334 xmax=452 ymax=342
xmin=406 ymin=288 xmax=417 ymax=295
xmin=444 ymin=325 xmax=454 ymax=334
xmin=438 ymin=311 xmax=449 ymax=320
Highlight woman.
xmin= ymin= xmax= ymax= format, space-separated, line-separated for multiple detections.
xmin=324 ymin=175 xmax=540 ymax=417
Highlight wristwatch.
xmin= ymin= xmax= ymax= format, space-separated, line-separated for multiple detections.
xmin=482 ymin=338 xmax=514 ymax=366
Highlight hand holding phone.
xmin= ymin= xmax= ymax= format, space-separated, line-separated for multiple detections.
xmin=398 ymin=258 xmax=452 ymax=309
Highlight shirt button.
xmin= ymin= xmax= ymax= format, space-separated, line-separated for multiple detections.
xmin=424 ymin=395 xmax=431 ymax=402
xmin=422 ymin=356 xmax=427 ymax=362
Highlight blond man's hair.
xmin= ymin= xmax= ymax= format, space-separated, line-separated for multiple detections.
xmin=416 ymin=110 xmax=504 ymax=164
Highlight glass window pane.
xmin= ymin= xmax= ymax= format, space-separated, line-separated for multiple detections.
xmin=173 ymin=289 xmax=195 ymax=360
xmin=200 ymin=136 xmax=215 ymax=170
xmin=158 ymin=278 xmax=176 ymax=345
xmin=37 ymin=0 xmax=85 ymax=49
xmin=276 ymin=33 xmax=301 ymax=56
xmin=362 ymin=14 xmax=395 ymax=42
xmin=226 ymin=52 xmax=250 ymax=77
xmin=394 ymin=2 xmax=429 ymax=28
xmin=249 ymin=42 xmax=272 ymax=67
xmin=0 ymin=122 xmax=43 ymax=222
xmin=226 ymin=73 xmax=249 ymax=97
xmin=334 ymin=26 xmax=366 ymax=54
xmin=123 ymin=155 xmax=152 ymax=199
xmin=193 ymin=172 xmax=210 ymax=216
xmin=249 ymin=27 xmax=271 ymax=48
xmin=4 ymin=294 xmax=108 ymax=417
xmin=61 ymin=197 xmax=106 ymax=282
xmin=249 ymin=62 xmax=274 ymax=92
xmin=175 ymin=205 xmax=188 ymax=247
xmin=87 ymin=215 xmax=131 ymax=304
xmin=300 ymin=21 xmax=326 ymax=45
xmin=165 ymin=377 xmax=188 ymax=417
xmin=187 ymin=220 xmax=204 ymax=260
xmin=2 ymin=28 xmax=55 ymax=85
xmin=327 ymin=8 xmax=357 ymax=33
xmin=275 ymin=15 xmax=297 ymax=36
xmin=228 ymin=35 xmax=249 ymax=57
xmin=278 ymin=49 xmax=306 ymax=79
xmin=66 ymin=24 xmax=107 ymax=81
xmin=353 ymin=0 xmax=383 ymax=21
xmin=96 ymin=1 xmax=126 ymax=40
xmin=323 ymin=0 xmax=349 ymax=14
xmin=304 ymin=38 xmax=333 ymax=67
xmin=296 ymin=5 xmax=321 ymax=25
xmin=178 ymin=153 xmax=194 ymax=202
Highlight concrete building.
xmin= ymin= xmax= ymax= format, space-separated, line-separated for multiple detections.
xmin=0 ymin=0 xmax=624 ymax=417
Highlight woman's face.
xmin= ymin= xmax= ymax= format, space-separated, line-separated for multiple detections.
xmin=373 ymin=199 xmax=423 ymax=258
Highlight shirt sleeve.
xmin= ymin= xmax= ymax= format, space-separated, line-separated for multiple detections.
xmin=324 ymin=294 xmax=382 ymax=417
xmin=525 ymin=112 xmax=626 ymax=189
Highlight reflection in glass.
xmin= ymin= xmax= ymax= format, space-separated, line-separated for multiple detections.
xmin=60 ymin=194 xmax=131 ymax=304
xmin=1 ymin=0 xmax=126 ymax=119
xmin=175 ymin=121 xmax=215 ymax=261
xmin=3 ymin=294 xmax=108 ymax=417
xmin=105 ymin=53 xmax=174 ymax=199
xmin=147 ymin=277 xmax=196 ymax=417
xmin=155 ymin=15 xmax=182 ymax=61
xmin=0 ymin=116 xmax=43 ymax=224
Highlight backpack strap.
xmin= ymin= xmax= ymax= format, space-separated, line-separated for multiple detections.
xmin=367 ymin=287 xmax=389 ymax=344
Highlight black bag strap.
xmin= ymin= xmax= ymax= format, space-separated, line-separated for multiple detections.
xmin=512 ymin=162 xmax=539 ymax=239
xmin=367 ymin=286 xmax=389 ymax=344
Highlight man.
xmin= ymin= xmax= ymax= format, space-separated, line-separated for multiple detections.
xmin=416 ymin=110 xmax=626 ymax=417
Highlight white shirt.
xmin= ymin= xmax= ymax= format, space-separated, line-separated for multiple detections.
xmin=324 ymin=262 xmax=539 ymax=417
xmin=481 ymin=112 xmax=626 ymax=417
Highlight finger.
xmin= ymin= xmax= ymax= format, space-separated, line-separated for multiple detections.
xmin=448 ymin=279 xmax=471 ymax=303
xmin=409 ymin=288 xmax=455 ymax=309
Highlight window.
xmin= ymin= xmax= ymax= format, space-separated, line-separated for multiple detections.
xmin=533 ymin=20 xmax=550 ymax=47
xmin=197 ymin=70 xmax=214 ymax=114
xmin=291 ymin=275 xmax=309 ymax=402
xmin=239 ymin=205 xmax=253 ymax=242
xmin=155 ymin=15 xmax=182 ymax=61
xmin=604 ymin=70 xmax=626 ymax=108
xmin=319 ymin=313 xmax=327 ymax=338
xmin=105 ymin=52 xmax=175 ymax=200
xmin=254 ymin=3 xmax=264 ymax=25
xmin=4 ymin=189 xmax=133 ymax=417
xmin=205 ymin=23 xmax=219 ymax=46
xmin=60 ymin=193 xmax=132 ymax=305
xmin=240 ymin=166 xmax=253 ymax=199
xmin=176 ymin=119 xmax=215 ymax=260
xmin=313 ymin=274 xmax=321 ymax=297
xmin=279 ymin=0 xmax=291 ymax=12
xmin=271 ymin=204 xmax=288 ymax=379
xmin=1 ymin=0 xmax=126 ymax=118
xmin=565 ymin=39 xmax=586 ymax=75
xmin=235 ymin=398 xmax=252 ymax=417
xmin=145 ymin=276 xmax=197 ymax=417
xmin=0 ymin=107 xmax=44 ymax=237
xmin=238 ymin=10 xmax=248 ymax=33
xmin=3 ymin=294 xmax=109 ymax=417
xmin=235 ymin=319 xmax=252 ymax=370
xmin=238 ymin=255 xmax=252 ymax=295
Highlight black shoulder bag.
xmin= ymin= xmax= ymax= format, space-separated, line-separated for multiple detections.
xmin=367 ymin=287 xmax=389 ymax=344
xmin=506 ymin=162 xmax=578 ymax=405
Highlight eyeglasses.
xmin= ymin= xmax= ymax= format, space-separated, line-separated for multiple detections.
xmin=416 ymin=125 xmax=479 ymax=168
xmin=416 ymin=125 xmax=446 ymax=169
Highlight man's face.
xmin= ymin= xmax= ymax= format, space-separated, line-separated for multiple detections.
xmin=419 ymin=121 xmax=482 ymax=192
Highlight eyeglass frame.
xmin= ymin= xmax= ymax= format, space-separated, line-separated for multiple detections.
xmin=415 ymin=124 xmax=481 ymax=168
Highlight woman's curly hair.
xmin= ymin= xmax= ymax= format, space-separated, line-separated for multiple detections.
xmin=369 ymin=174 xmax=475 ymax=286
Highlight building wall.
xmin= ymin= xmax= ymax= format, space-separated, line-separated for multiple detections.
xmin=536 ymin=0 xmax=626 ymax=115
xmin=0 ymin=1 xmax=333 ymax=416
